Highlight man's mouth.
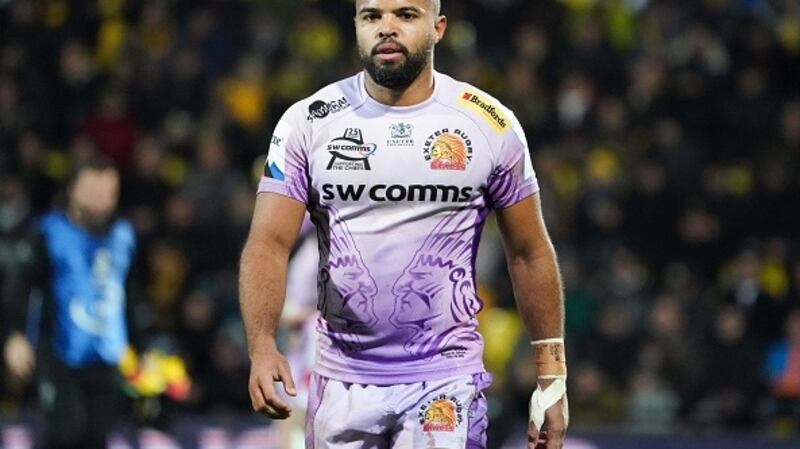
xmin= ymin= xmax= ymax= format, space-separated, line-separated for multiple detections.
xmin=373 ymin=42 xmax=406 ymax=62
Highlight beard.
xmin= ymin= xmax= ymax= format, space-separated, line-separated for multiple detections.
xmin=360 ymin=38 xmax=433 ymax=89
xmin=72 ymin=206 xmax=114 ymax=234
xmin=83 ymin=214 xmax=113 ymax=234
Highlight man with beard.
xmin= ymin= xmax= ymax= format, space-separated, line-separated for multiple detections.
xmin=239 ymin=1 xmax=568 ymax=448
xmin=3 ymin=157 xmax=142 ymax=449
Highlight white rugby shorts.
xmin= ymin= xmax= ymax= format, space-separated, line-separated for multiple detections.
xmin=305 ymin=372 xmax=492 ymax=449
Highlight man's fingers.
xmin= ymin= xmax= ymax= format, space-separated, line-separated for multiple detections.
xmin=8 ymin=357 xmax=34 ymax=380
xmin=18 ymin=354 xmax=34 ymax=378
xmin=546 ymin=427 xmax=565 ymax=449
xmin=259 ymin=401 xmax=289 ymax=419
xmin=277 ymin=361 xmax=297 ymax=396
xmin=249 ymin=376 xmax=269 ymax=413
xmin=247 ymin=350 xmax=295 ymax=419
xmin=543 ymin=400 xmax=567 ymax=449
xmin=527 ymin=422 xmax=545 ymax=449
xmin=249 ymin=375 xmax=290 ymax=419
xmin=4 ymin=336 xmax=35 ymax=381
xmin=260 ymin=382 xmax=292 ymax=418
xmin=529 ymin=397 xmax=568 ymax=449
xmin=11 ymin=366 xmax=33 ymax=382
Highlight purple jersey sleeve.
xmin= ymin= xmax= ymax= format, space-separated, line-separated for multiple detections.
xmin=258 ymin=104 xmax=310 ymax=203
xmin=486 ymin=112 xmax=539 ymax=208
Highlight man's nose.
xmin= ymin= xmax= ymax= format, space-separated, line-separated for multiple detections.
xmin=377 ymin=16 xmax=399 ymax=39
xmin=378 ymin=29 xmax=398 ymax=39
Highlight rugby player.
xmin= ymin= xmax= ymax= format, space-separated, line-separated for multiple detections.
xmin=239 ymin=1 xmax=568 ymax=447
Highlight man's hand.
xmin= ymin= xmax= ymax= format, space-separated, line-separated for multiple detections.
xmin=247 ymin=343 xmax=297 ymax=419
xmin=528 ymin=380 xmax=569 ymax=449
xmin=4 ymin=332 xmax=35 ymax=382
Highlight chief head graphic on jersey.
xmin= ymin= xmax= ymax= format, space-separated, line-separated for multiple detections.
xmin=317 ymin=208 xmax=379 ymax=354
xmin=390 ymin=212 xmax=483 ymax=359
xmin=430 ymin=133 xmax=468 ymax=168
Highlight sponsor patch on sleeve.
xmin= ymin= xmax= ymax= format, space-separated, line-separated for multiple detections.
xmin=458 ymin=90 xmax=509 ymax=134
xmin=264 ymin=119 xmax=294 ymax=180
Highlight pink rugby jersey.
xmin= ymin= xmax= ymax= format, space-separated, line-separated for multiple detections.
xmin=259 ymin=71 xmax=538 ymax=385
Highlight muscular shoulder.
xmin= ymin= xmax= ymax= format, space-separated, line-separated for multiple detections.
xmin=282 ymin=74 xmax=365 ymax=129
xmin=435 ymin=74 xmax=528 ymax=165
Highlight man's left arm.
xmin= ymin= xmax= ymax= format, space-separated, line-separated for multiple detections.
xmin=496 ymin=193 xmax=568 ymax=449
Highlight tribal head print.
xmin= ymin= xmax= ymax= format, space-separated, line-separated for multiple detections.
xmin=316 ymin=208 xmax=379 ymax=354
xmin=390 ymin=212 xmax=483 ymax=359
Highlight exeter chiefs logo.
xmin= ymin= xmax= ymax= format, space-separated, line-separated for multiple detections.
xmin=423 ymin=128 xmax=473 ymax=171
xmin=418 ymin=395 xmax=463 ymax=432
xmin=327 ymin=128 xmax=377 ymax=171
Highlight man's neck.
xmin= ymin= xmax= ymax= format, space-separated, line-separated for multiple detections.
xmin=67 ymin=206 xmax=84 ymax=229
xmin=364 ymin=67 xmax=435 ymax=107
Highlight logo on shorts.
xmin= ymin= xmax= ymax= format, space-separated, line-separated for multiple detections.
xmin=418 ymin=395 xmax=463 ymax=432
xmin=387 ymin=122 xmax=414 ymax=147
xmin=307 ymin=97 xmax=350 ymax=122
xmin=423 ymin=128 xmax=473 ymax=171
xmin=326 ymin=128 xmax=377 ymax=170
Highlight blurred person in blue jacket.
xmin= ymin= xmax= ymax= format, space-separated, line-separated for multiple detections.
xmin=2 ymin=156 xmax=147 ymax=449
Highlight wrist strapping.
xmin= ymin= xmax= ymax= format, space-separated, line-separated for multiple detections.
xmin=529 ymin=378 xmax=567 ymax=430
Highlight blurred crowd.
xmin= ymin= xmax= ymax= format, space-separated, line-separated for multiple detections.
xmin=1 ymin=0 xmax=800 ymax=444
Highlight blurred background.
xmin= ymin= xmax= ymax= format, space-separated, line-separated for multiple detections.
xmin=1 ymin=0 xmax=800 ymax=448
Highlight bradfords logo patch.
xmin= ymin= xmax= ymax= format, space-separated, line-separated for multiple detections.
xmin=423 ymin=128 xmax=473 ymax=171
xmin=418 ymin=395 xmax=463 ymax=432
xmin=387 ymin=122 xmax=414 ymax=147
xmin=459 ymin=91 xmax=508 ymax=134
xmin=307 ymin=97 xmax=350 ymax=122
xmin=326 ymin=128 xmax=377 ymax=170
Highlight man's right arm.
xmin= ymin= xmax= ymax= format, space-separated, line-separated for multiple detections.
xmin=239 ymin=192 xmax=306 ymax=419
xmin=3 ymin=229 xmax=46 ymax=384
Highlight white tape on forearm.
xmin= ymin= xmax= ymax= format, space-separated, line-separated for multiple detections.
xmin=538 ymin=374 xmax=568 ymax=380
xmin=530 ymin=337 xmax=564 ymax=346
xmin=529 ymin=378 xmax=567 ymax=431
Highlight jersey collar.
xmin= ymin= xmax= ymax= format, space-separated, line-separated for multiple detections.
xmin=358 ymin=70 xmax=441 ymax=116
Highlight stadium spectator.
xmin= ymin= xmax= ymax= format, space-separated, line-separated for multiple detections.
xmin=2 ymin=157 xmax=149 ymax=449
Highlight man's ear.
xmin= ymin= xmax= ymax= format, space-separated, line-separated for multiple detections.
xmin=434 ymin=15 xmax=447 ymax=42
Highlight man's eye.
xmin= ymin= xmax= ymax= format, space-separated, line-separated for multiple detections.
xmin=364 ymin=13 xmax=380 ymax=22
xmin=399 ymin=13 xmax=416 ymax=20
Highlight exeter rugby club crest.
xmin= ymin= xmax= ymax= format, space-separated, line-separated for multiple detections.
xmin=423 ymin=128 xmax=473 ymax=171
xmin=418 ymin=395 xmax=464 ymax=432
xmin=387 ymin=122 xmax=415 ymax=147
xmin=326 ymin=128 xmax=377 ymax=170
